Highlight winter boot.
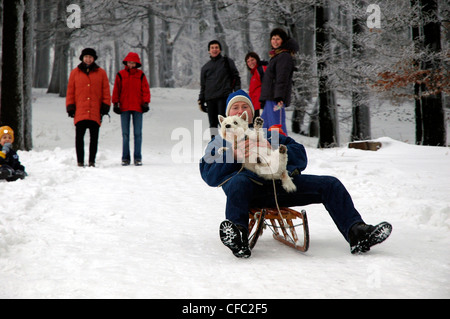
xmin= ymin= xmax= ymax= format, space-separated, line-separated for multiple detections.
xmin=219 ymin=220 xmax=251 ymax=258
xmin=0 ymin=167 xmax=14 ymax=180
xmin=348 ymin=221 xmax=392 ymax=254
xmin=6 ymin=170 xmax=27 ymax=182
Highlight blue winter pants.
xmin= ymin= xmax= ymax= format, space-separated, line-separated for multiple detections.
xmin=261 ymin=100 xmax=287 ymax=135
xmin=121 ymin=111 xmax=143 ymax=162
xmin=222 ymin=173 xmax=364 ymax=242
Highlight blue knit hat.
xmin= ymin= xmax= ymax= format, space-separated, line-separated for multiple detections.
xmin=225 ymin=90 xmax=254 ymax=117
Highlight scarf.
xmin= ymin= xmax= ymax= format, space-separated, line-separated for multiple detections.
xmin=269 ymin=48 xmax=292 ymax=59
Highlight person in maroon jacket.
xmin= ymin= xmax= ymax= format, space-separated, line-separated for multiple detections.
xmin=112 ymin=52 xmax=151 ymax=166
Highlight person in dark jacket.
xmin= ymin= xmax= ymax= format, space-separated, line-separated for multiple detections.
xmin=260 ymin=28 xmax=299 ymax=135
xmin=200 ymin=91 xmax=392 ymax=258
xmin=112 ymin=52 xmax=151 ymax=166
xmin=0 ymin=126 xmax=27 ymax=182
xmin=198 ymin=40 xmax=241 ymax=137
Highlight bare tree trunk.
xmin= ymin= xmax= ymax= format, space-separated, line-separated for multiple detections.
xmin=158 ymin=17 xmax=174 ymax=88
xmin=316 ymin=3 xmax=339 ymax=148
xmin=147 ymin=8 xmax=157 ymax=87
xmin=351 ymin=1 xmax=371 ymax=141
xmin=411 ymin=0 xmax=423 ymax=144
xmin=240 ymin=0 xmax=253 ymax=53
xmin=211 ymin=0 xmax=229 ymax=55
xmin=292 ymin=5 xmax=314 ymax=134
xmin=33 ymin=0 xmax=51 ymax=88
xmin=47 ymin=0 xmax=70 ymax=96
xmin=419 ymin=0 xmax=445 ymax=146
xmin=23 ymin=0 xmax=34 ymax=150
xmin=1 ymin=0 xmax=25 ymax=149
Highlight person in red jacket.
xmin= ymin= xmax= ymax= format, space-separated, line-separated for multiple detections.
xmin=112 ymin=52 xmax=151 ymax=166
xmin=245 ymin=52 xmax=267 ymax=118
xmin=66 ymin=48 xmax=111 ymax=167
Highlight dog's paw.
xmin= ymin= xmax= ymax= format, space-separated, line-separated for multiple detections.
xmin=254 ymin=117 xmax=264 ymax=127
xmin=279 ymin=145 xmax=287 ymax=154
xmin=283 ymin=180 xmax=297 ymax=193
xmin=281 ymin=173 xmax=297 ymax=193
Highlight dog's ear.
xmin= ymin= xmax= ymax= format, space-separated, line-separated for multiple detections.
xmin=240 ymin=111 xmax=248 ymax=122
xmin=218 ymin=115 xmax=225 ymax=124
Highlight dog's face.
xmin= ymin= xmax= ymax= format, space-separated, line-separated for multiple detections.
xmin=218 ymin=111 xmax=249 ymax=142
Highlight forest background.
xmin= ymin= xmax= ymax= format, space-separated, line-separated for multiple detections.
xmin=0 ymin=0 xmax=448 ymax=150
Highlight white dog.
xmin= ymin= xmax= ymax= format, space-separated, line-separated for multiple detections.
xmin=218 ymin=111 xmax=296 ymax=193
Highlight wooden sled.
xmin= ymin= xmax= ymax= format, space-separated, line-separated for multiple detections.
xmin=248 ymin=207 xmax=310 ymax=252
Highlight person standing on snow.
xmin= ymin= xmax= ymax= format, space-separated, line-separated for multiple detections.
xmin=245 ymin=52 xmax=268 ymax=118
xmin=66 ymin=48 xmax=111 ymax=167
xmin=200 ymin=90 xmax=392 ymax=258
xmin=112 ymin=52 xmax=151 ymax=166
xmin=260 ymin=28 xmax=299 ymax=135
xmin=198 ymin=40 xmax=241 ymax=137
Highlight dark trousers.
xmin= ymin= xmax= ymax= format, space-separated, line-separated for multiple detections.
xmin=207 ymin=98 xmax=227 ymax=136
xmin=221 ymin=173 xmax=364 ymax=242
xmin=75 ymin=120 xmax=100 ymax=164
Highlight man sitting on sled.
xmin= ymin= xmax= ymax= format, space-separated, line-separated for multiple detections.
xmin=199 ymin=90 xmax=392 ymax=258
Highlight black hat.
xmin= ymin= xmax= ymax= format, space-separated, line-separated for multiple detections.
xmin=270 ymin=28 xmax=288 ymax=43
xmin=79 ymin=48 xmax=98 ymax=61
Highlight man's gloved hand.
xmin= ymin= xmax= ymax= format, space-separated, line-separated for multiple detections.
xmin=198 ymin=100 xmax=207 ymax=113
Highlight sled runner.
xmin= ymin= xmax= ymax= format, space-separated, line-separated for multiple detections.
xmin=248 ymin=207 xmax=309 ymax=252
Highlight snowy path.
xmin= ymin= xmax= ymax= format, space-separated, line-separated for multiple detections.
xmin=0 ymin=88 xmax=449 ymax=298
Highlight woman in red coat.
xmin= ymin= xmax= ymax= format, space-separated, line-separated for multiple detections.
xmin=66 ymin=48 xmax=111 ymax=167
xmin=112 ymin=52 xmax=151 ymax=166
xmin=245 ymin=52 xmax=267 ymax=118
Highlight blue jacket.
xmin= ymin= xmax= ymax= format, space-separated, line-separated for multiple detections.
xmin=200 ymin=131 xmax=307 ymax=187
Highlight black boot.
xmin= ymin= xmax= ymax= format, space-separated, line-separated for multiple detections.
xmin=348 ymin=221 xmax=392 ymax=254
xmin=6 ymin=170 xmax=27 ymax=182
xmin=219 ymin=220 xmax=251 ymax=258
xmin=0 ymin=167 xmax=14 ymax=180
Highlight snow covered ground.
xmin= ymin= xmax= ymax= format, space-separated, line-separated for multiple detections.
xmin=0 ymin=88 xmax=449 ymax=299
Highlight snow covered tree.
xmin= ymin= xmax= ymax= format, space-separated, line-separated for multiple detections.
xmin=371 ymin=0 xmax=448 ymax=146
